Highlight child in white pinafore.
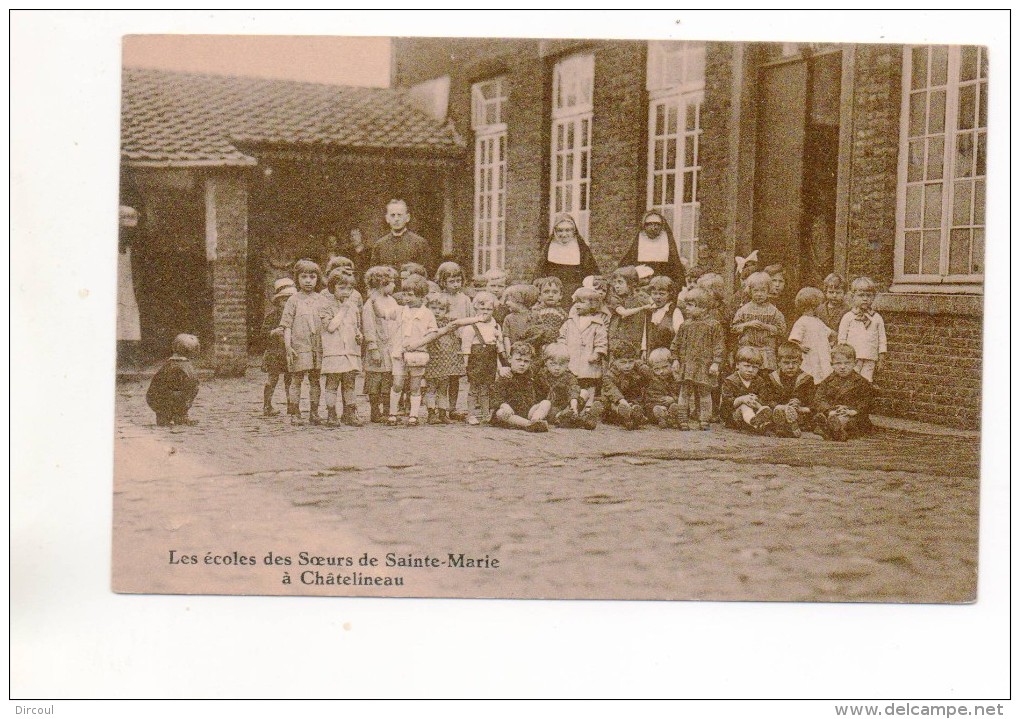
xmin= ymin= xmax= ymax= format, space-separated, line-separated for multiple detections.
xmin=788 ymin=286 xmax=834 ymax=384
xmin=320 ymin=270 xmax=363 ymax=426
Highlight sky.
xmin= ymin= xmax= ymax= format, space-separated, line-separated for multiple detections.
xmin=122 ymin=35 xmax=391 ymax=87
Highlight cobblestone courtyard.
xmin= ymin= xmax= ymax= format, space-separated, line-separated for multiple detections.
xmin=112 ymin=374 xmax=980 ymax=603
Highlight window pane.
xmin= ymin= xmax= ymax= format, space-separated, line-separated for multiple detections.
xmin=667 ymin=105 xmax=678 ymax=135
xmin=580 ymin=150 xmax=588 ymax=180
xmin=565 ymin=155 xmax=573 ymax=181
xmin=928 ymin=89 xmax=945 ymax=133
xmin=952 ymin=181 xmax=972 ymax=226
xmin=580 ymin=183 xmax=588 ymax=211
xmin=926 ymin=136 xmax=944 ymax=180
xmin=555 ymin=156 xmax=562 ymax=182
xmin=684 ymin=136 xmax=694 ymax=167
xmin=972 ymin=228 xmax=984 ymax=273
xmin=974 ymin=179 xmax=985 ymax=225
xmin=958 ymin=84 xmax=975 ymax=130
xmin=904 ymin=231 xmax=921 ymax=274
xmin=979 ymin=48 xmax=988 ymax=78
xmin=978 ymin=84 xmax=987 ymax=128
xmin=655 ymin=104 xmax=665 ymax=136
xmin=948 ymin=229 xmax=971 ymax=274
xmin=931 ymin=46 xmax=948 ymax=85
xmin=655 ymin=140 xmax=664 ymax=169
xmin=905 ymin=185 xmax=923 ymax=228
xmin=566 ymin=122 xmax=575 ymax=149
xmin=909 ymin=93 xmax=926 ymax=137
xmin=683 ymin=170 xmax=694 ymax=203
xmin=907 ymin=139 xmax=924 ymax=182
xmin=581 ymin=119 xmax=590 ymax=148
xmin=685 ymin=103 xmax=697 ymax=132
xmin=976 ymin=133 xmax=986 ymax=176
xmin=666 ymin=138 xmax=677 ymax=170
xmin=921 ymin=229 xmax=941 ymax=274
xmin=556 ymin=124 xmax=564 ymax=151
xmin=911 ymin=46 xmax=928 ymax=90
xmin=923 ymin=183 xmax=942 ymax=228
xmin=486 ymin=104 xmax=497 ymax=126
xmin=665 ymin=173 xmax=675 ymax=205
xmin=680 ymin=207 xmax=695 ymax=239
xmin=658 ymin=174 xmax=666 ymax=205
xmin=955 ymin=133 xmax=974 ymax=177
xmin=960 ymin=46 xmax=978 ymax=82
xmin=555 ymin=186 xmax=562 ymax=211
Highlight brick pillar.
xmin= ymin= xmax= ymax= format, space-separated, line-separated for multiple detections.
xmin=205 ymin=172 xmax=249 ymax=376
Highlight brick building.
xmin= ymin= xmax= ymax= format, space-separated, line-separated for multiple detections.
xmin=119 ymin=67 xmax=465 ymax=374
xmin=392 ymin=38 xmax=986 ymax=429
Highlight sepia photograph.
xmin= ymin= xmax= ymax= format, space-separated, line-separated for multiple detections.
xmin=11 ymin=9 xmax=1009 ymax=704
xmin=112 ymin=31 xmax=984 ymax=603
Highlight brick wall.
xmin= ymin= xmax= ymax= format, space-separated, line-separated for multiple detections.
xmin=844 ymin=44 xmax=983 ymax=430
xmin=208 ymin=172 xmax=249 ymax=376
xmin=697 ymin=41 xmax=736 ymax=281
xmin=844 ymin=44 xmax=902 ymax=288
xmin=393 ymin=38 xmax=649 ymax=283
xmin=877 ymin=310 xmax=983 ymax=428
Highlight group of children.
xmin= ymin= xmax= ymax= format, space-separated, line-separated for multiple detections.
xmin=145 ymin=252 xmax=887 ymax=443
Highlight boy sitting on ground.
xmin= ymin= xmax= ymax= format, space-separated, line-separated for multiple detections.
xmin=720 ymin=346 xmax=773 ymax=433
xmin=490 ymin=341 xmax=550 ymax=432
xmin=813 ymin=344 xmax=873 ymax=441
xmin=761 ymin=341 xmax=816 ymax=438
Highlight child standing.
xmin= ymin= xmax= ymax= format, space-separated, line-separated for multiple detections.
xmin=282 ymin=259 xmax=325 ymax=425
xmin=483 ymin=268 xmax=510 ymax=323
xmin=761 ymin=341 xmax=816 ymax=438
xmin=731 ymin=271 xmax=787 ymax=372
xmin=720 ymin=346 xmax=774 ymax=433
xmin=763 ymin=263 xmax=791 ymax=320
xmin=788 ymin=286 xmax=835 ymax=384
xmin=362 ymin=265 xmax=401 ymax=423
xmin=535 ymin=343 xmax=588 ymax=429
xmin=837 ymin=277 xmax=886 ymax=383
xmin=646 ymin=276 xmax=684 ymax=352
xmin=261 ymin=278 xmax=295 ymax=416
xmin=523 ymin=276 xmax=568 ymax=354
xmin=643 ymin=347 xmax=683 ymax=429
xmin=388 ymin=275 xmax=439 ymax=426
xmin=558 ymin=286 xmax=608 ymax=415
xmin=671 ymin=287 xmax=724 ymax=430
xmin=501 ymin=283 xmax=540 ymax=346
xmin=461 ymin=291 xmax=509 ymax=425
xmin=435 ymin=261 xmax=474 ymax=417
xmin=816 ymin=273 xmax=850 ymax=332
xmin=813 ymin=344 xmax=873 ymax=441
xmin=423 ymin=293 xmax=472 ymax=424
xmin=323 ymin=255 xmax=364 ymax=308
xmin=319 ymin=272 xmax=363 ymax=426
xmin=146 ymin=333 xmax=200 ymax=426
xmin=607 ymin=266 xmax=655 ymax=360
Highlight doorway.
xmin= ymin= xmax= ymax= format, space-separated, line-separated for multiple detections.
xmin=753 ymin=49 xmax=843 ymax=299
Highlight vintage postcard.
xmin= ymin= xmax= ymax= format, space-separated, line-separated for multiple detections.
xmin=112 ymin=31 xmax=986 ymax=604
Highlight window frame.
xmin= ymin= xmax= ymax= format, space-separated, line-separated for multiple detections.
xmin=893 ymin=44 xmax=986 ymax=293
xmin=549 ymin=53 xmax=595 ymax=240
xmin=472 ymin=77 xmax=508 ymax=276
xmin=645 ymin=41 xmax=705 ymax=268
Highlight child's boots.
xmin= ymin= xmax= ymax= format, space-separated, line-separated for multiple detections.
xmin=341 ymin=406 xmax=363 ymax=427
xmin=308 ymin=403 xmax=322 ymax=426
xmin=263 ymin=386 xmax=279 ymax=417
xmin=288 ymin=402 xmax=304 ymax=425
xmin=326 ymin=406 xmax=340 ymax=427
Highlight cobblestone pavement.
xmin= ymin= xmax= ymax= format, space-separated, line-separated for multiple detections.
xmin=113 ymin=374 xmax=979 ymax=603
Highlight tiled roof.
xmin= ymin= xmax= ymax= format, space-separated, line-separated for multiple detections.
xmin=121 ymin=67 xmax=465 ymax=167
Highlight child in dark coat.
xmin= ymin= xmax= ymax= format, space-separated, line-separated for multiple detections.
xmin=813 ymin=344 xmax=874 ymax=441
xmin=146 ymin=333 xmax=201 ymax=426
xmin=720 ymin=346 xmax=774 ymax=433
xmin=601 ymin=356 xmax=655 ymax=430
xmin=261 ymin=279 xmax=295 ymax=416
xmin=491 ymin=342 xmax=550 ymax=432
xmin=761 ymin=342 xmax=816 ymax=438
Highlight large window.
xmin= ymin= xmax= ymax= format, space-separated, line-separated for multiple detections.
xmin=550 ymin=53 xmax=594 ymax=240
xmin=646 ymin=41 xmax=705 ymax=268
xmin=472 ymin=78 xmax=507 ymax=276
xmin=895 ymin=45 xmax=986 ymax=289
